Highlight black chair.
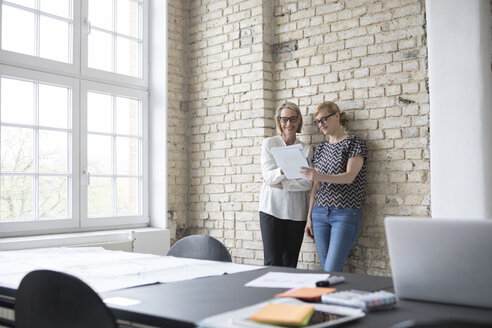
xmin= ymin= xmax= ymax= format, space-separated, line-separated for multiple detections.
xmin=167 ymin=235 xmax=232 ymax=262
xmin=15 ymin=269 xmax=117 ymax=328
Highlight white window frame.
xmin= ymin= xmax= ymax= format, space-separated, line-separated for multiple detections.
xmin=0 ymin=0 xmax=81 ymax=76
xmin=80 ymin=80 xmax=148 ymax=229
xmin=0 ymin=64 xmax=80 ymax=235
xmin=0 ymin=0 xmax=151 ymax=237
xmin=80 ymin=0 xmax=148 ymax=88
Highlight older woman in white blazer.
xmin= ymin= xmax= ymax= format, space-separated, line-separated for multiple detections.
xmin=259 ymin=102 xmax=313 ymax=268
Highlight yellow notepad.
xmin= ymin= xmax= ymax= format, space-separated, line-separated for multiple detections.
xmin=250 ymin=302 xmax=315 ymax=327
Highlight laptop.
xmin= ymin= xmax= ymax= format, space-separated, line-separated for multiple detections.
xmin=385 ymin=216 xmax=492 ymax=309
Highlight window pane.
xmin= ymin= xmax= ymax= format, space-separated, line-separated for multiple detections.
xmin=88 ymin=134 xmax=111 ymax=174
xmin=1 ymin=77 xmax=34 ymax=125
xmin=1 ymin=5 xmax=35 ymax=56
xmin=39 ymin=176 xmax=68 ymax=219
xmin=40 ymin=0 xmax=71 ymax=19
xmin=39 ymin=130 xmax=68 ymax=174
xmin=39 ymin=84 xmax=69 ymax=129
xmin=117 ymin=0 xmax=139 ymax=38
xmin=89 ymin=0 xmax=112 ymax=31
xmin=116 ymin=37 xmax=139 ymax=77
xmin=88 ymin=177 xmax=110 ymax=217
xmin=0 ymin=127 xmax=33 ymax=173
xmin=0 ymin=175 xmax=34 ymax=221
xmin=116 ymin=177 xmax=139 ymax=216
xmin=88 ymin=92 xmax=112 ymax=133
xmin=7 ymin=0 xmax=35 ymax=8
xmin=116 ymin=96 xmax=139 ymax=135
xmin=88 ymin=30 xmax=112 ymax=72
xmin=116 ymin=137 xmax=139 ymax=175
xmin=40 ymin=16 xmax=70 ymax=63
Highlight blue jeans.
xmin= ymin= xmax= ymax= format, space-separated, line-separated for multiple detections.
xmin=312 ymin=206 xmax=361 ymax=272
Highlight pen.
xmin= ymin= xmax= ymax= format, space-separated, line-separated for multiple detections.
xmin=315 ymin=276 xmax=345 ymax=287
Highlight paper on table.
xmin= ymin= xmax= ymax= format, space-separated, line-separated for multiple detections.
xmin=270 ymin=144 xmax=309 ymax=179
xmin=245 ymin=272 xmax=330 ymax=288
xmin=103 ymin=297 xmax=141 ymax=307
xmin=0 ymin=247 xmax=264 ymax=293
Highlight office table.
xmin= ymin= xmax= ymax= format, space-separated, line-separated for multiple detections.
xmin=100 ymin=267 xmax=492 ymax=328
xmin=1 ymin=256 xmax=492 ymax=328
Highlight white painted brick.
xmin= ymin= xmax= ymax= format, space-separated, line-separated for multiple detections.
xmin=386 ymin=106 xmax=402 ymax=117
xmin=385 ymin=85 xmax=402 ymax=96
xmin=380 ymin=117 xmax=411 ymax=129
xmin=354 ymin=89 xmax=368 ymax=99
xmin=319 ymin=81 xmax=346 ymax=92
xmin=305 ymin=65 xmax=331 ymax=76
xmin=331 ymin=18 xmax=359 ymax=32
xmin=331 ymin=59 xmax=360 ymax=71
xmin=316 ymin=2 xmax=344 ymax=15
xmin=349 ymin=120 xmax=378 ymax=130
xmin=402 ymin=82 xmax=419 ymax=94
xmin=368 ymin=42 xmax=398 ymax=54
xmin=353 ymin=110 xmax=369 ymax=120
xmin=360 ymin=11 xmax=392 ymax=26
xmin=294 ymin=86 xmax=318 ymax=97
xmin=361 ymin=53 xmax=392 ymax=66
xmin=403 ymin=60 xmax=419 ymax=71
xmin=339 ymin=70 xmax=353 ymax=80
xmin=347 ymin=77 xmax=376 ymax=89
xmin=352 ymin=46 xmax=368 ymax=57
xmin=346 ymin=35 xmax=374 ymax=48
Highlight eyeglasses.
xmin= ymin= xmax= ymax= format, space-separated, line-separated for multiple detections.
xmin=313 ymin=112 xmax=337 ymax=126
xmin=279 ymin=116 xmax=299 ymax=123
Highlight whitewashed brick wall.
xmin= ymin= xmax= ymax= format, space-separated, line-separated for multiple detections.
xmin=167 ymin=1 xmax=190 ymax=240
xmin=168 ymin=0 xmax=430 ymax=276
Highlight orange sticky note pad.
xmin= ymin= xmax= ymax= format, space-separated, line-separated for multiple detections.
xmin=275 ymin=287 xmax=336 ymax=301
xmin=250 ymin=302 xmax=315 ymax=326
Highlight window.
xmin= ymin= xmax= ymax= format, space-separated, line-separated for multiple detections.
xmin=0 ymin=0 xmax=148 ymax=236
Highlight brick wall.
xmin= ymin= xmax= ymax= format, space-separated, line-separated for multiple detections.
xmin=168 ymin=0 xmax=430 ymax=275
xmin=167 ymin=1 xmax=190 ymax=240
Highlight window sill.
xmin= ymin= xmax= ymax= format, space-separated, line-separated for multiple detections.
xmin=0 ymin=227 xmax=170 ymax=255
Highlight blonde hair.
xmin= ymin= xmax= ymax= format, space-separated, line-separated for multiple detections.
xmin=314 ymin=101 xmax=348 ymax=129
xmin=274 ymin=102 xmax=303 ymax=135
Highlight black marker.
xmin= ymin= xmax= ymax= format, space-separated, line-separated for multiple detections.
xmin=315 ymin=276 xmax=345 ymax=287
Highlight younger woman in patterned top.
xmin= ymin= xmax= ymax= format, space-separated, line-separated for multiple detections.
xmin=301 ymin=101 xmax=367 ymax=272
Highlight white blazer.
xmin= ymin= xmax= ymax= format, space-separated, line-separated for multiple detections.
xmin=259 ymin=136 xmax=313 ymax=221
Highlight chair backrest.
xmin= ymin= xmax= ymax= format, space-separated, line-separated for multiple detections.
xmin=15 ymin=270 xmax=117 ymax=328
xmin=167 ymin=235 xmax=232 ymax=262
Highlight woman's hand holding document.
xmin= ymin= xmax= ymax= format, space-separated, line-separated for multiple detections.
xmin=270 ymin=144 xmax=309 ymax=179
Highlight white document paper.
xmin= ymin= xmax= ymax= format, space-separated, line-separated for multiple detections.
xmin=270 ymin=144 xmax=309 ymax=179
xmin=103 ymin=297 xmax=141 ymax=307
xmin=244 ymin=271 xmax=330 ymax=288
xmin=0 ymin=247 xmax=264 ymax=293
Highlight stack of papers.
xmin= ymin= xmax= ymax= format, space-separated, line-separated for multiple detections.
xmin=0 ymin=247 xmax=263 ymax=293
xmin=245 ymin=272 xmax=330 ymax=288
xmin=270 ymin=144 xmax=309 ymax=179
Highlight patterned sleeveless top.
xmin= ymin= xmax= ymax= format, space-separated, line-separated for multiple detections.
xmin=312 ymin=135 xmax=367 ymax=209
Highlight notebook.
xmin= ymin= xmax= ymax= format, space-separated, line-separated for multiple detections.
xmin=385 ymin=216 xmax=492 ymax=309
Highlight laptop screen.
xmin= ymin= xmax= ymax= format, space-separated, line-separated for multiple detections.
xmin=385 ymin=216 xmax=492 ymax=309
